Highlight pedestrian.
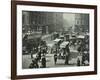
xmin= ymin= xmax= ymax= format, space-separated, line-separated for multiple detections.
xmin=41 ymin=54 xmax=46 ymax=68
xmin=65 ymin=45 xmax=70 ymax=65
xmin=37 ymin=49 xmax=42 ymax=61
xmin=34 ymin=58 xmax=39 ymax=68
xmin=31 ymin=50 xmax=33 ymax=59
xmin=54 ymin=53 xmax=57 ymax=64
xmin=77 ymin=58 xmax=80 ymax=66
xmin=65 ymin=53 xmax=69 ymax=65
xmin=31 ymin=47 xmax=35 ymax=59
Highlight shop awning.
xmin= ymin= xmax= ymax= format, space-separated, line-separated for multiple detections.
xmin=60 ymin=41 xmax=69 ymax=48
xmin=77 ymin=35 xmax=85 ymax=39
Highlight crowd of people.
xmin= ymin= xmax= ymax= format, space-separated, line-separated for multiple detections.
xmin=28 ymin=39 xmax=71 ymax=68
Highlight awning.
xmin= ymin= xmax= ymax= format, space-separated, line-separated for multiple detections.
xmin=60 ymin=35 xmax=64 ymax=38
xmin=77 ymin=35 xmax=85 ymax=39
xmin=60 ymin=41 xmax=69 ymax=48
xmin=47 ymin=43 xmax=55 ymax=48
xmin=53 ymin=38 xmax=62 ymax=42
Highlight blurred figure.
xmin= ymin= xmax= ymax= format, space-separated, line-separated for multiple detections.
xmin=65 ymin=45 xmax=70 ymax=65
xmin=37 ymin=47 xmax=42 ymax=61
xmin=41 ymin=54 xmax=46 ymax=68
xmin=31 ymin=47 xmax=35 ymax=59
xmin=77 ymin=58 xmax=80 ymax=66
xmin=31 ymin=51 xmax=33 ymax=59
xmin=65 ymin=53 xmax=69 ymax=65
xmin=29 ymin=59 xmax=39 ymax=68
xmin=82 ymin=51 xmax=89 ymax=66
xmin=54 ymin=53 xmax=57 ymax=64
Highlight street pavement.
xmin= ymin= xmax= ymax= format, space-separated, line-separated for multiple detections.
xmin=22 ymin=53 xmax=78 ymax=69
